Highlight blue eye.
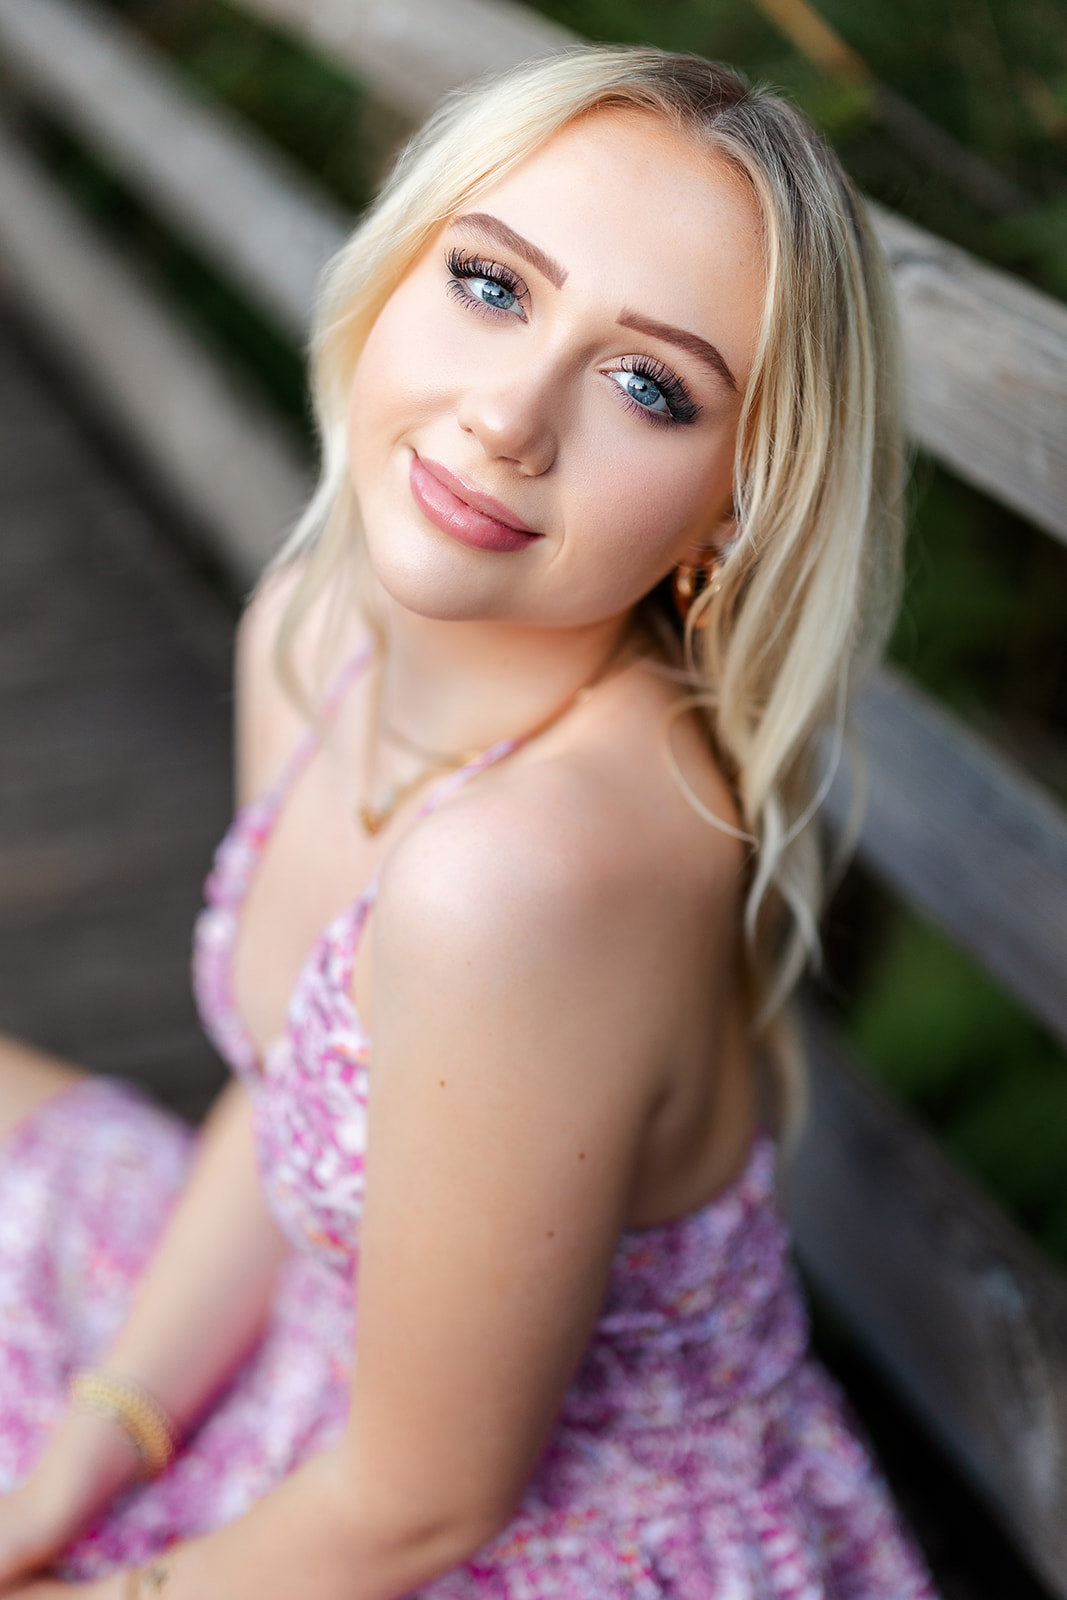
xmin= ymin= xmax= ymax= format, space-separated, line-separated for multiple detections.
xmin=609 ymin=356 xmax=700 ymax=427
xmin=612 ymin=369 xmax=670 ymax=415
xmin=468 ymin=276 xmax=519 ymax=314
xmin=445 ymin=248 xmax=527 ymax=321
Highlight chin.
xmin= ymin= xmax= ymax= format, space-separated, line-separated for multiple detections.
xmin=364 ymin=530 xmax=526 ymax=625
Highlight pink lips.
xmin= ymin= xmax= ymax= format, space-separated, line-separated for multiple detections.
xmin=409 ymin=454 xmax=540 ymax=553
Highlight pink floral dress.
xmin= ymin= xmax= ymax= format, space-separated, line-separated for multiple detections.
xmin=0 ymin=646 xmax=938 ymax=1597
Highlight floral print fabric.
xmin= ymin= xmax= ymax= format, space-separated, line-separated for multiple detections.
xmin=0 ymin=648 xmax=938 ymax=1596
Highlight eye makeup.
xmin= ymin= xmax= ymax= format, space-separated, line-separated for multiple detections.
xmin=612 ymin=355 xmax=701 ymax=427
xmin=445 ymin=247 xmax=528 ymax=319
xmin=443 ymin=248 xmax=702 ymax=427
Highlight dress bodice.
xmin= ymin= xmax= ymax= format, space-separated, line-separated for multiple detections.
xmin=191 ymin=646 xmax=810 ymax=1427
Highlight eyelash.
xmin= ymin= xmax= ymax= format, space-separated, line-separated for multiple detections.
xmin=443 ymin=247 xmax=700 ymax=428
xmin=445 ymin=247 xmax=528 ymax=319
xmin=614 ymin=355 xmax=700 ymax=428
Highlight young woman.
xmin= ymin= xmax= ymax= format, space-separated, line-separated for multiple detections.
xmin=0 ymin=47 xmax=936 ymax=1600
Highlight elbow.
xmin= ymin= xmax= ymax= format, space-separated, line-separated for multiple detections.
xmin=317 ymin=1452 xmax=511 ymax=1592
xmin=405 ymin=1506 xmax=506 ymax=1574
xmin=362 ymin=1500 xmax=504 ymax=1574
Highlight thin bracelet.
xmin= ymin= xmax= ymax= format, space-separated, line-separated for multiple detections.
xmin=69 ymin=1371 xmax=178 ymax=1479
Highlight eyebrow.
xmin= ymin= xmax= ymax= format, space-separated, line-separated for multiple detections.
xmin=617 ymin=310 xmax=738 ymax=393
xmin=450 ymin=213 xmax=568 ymax=289
xmin=448 ymin=212 xmax=738 ymax=393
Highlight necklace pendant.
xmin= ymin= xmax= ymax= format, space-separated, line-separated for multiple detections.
xmin=357 ymin=803 xmax=385 ymax=836
xmin=358 ymin=780 xmax=400 ymax=836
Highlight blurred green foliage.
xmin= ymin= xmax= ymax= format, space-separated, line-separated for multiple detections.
xmin=41 ymin=0 xmax=1067 ymax=1262
xmin=104 ymin=0 xmax=389 ymax=209
xmin=897 ymin=462 xmax=1067 ymax=795
xmin=533 ymin=0 xmax=1067 ymax=297
xmin=841 ymin=889 xmax=1067 ymax=1262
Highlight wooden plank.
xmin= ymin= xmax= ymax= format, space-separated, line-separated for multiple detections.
xmin=239 ymin=0 xmax=572 ymax=121
xmin=833 ymin=669 xmax=1067 ymax=1048
xmin=0 ymin=302 xmax=233 ymax=1121
xmin=0 ymin=121 xmax=311 ymax=586
xmin=0 ymin=831 xmax=217 ymax=923
xmin=0 ymin=886 xmax=224 ymax=1123
xmin=870 ymin=202 xmax=1067 ymax=546
xmin=0 ymin=755 xmax=227 ymax=919
xmin=788 ymin=1017 xmax=1067 ymax=1597
xmin=0 ymin=0 xmax=349 ymax=341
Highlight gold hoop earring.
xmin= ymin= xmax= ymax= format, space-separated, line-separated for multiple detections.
xmin=672 ymin=551 xmax=723 ymax=627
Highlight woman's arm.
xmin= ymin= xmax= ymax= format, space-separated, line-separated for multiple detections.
xmin=0 ymin=1080 xmax=289 ymax=1579
xmin=53 ymin=773 xmax=680 ymax=1600
xmin=85 ymin=1077 xmax=288 ymax=1428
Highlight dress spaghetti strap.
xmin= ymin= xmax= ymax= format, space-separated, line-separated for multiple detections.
xmin=254 ymin=640 xmax=375 ymax=822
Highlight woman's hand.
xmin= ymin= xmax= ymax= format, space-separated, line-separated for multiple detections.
xmin=0 ymin=1485 xmax=70 ymax=1593
xmin=0 ymin=1411 xmax=143 ymax=1596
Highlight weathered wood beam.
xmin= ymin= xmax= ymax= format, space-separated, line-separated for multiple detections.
xmin=871 ymin=202 xmax=1067 ymax=547
xmin=834 ymin=668 xmax=1067 ymax=1049
xmin=238 ymin=0 xmax=573 ymax=121
xmin=0 ymin=0 xmax=349 ymax=342
xmin=789 ymin=1019 xmax=1067 ymax=1597
xmin=0 ymin=121 xmax=310 ymax=586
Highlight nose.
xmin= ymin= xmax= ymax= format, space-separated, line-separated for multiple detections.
xmin=456 ymin=352 xmax=561 ymax=477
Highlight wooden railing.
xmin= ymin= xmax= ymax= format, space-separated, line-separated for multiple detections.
xmin=1 ymin=0 xmax=1066 ymax=1588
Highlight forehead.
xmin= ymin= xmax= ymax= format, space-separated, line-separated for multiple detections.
xmin=456 ymin=109 xmax=766 ymax=381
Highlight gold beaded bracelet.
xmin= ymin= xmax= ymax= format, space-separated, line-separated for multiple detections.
xmin=69 ymin=1370 xmax=178 ymax=1480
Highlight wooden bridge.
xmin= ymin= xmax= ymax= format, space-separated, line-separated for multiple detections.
xmin=1 ymin=1 xmax=1066 ymax=1594
xmin=0 ymin=302 xmax=233 ymax=1123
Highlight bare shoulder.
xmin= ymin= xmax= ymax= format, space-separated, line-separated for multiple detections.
xmin=376 ymin=752 xmax=631 ymax=969
xmin=372 ymin=659 xmax=744 ymax=1062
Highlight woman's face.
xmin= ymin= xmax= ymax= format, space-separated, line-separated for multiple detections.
xmin=347 ymin=109 xmax=766 ymax=629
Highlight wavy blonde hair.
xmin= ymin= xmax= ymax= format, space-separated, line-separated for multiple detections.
xmin=270 ymin=46 xmax=904 ymax=1111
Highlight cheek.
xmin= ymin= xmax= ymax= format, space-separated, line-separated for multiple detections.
xmin=347 ymin=275 xmax=462 ymax=469
xmin=567 ymin=424 xmax=734 ymax=587
xmin=348 ymin=309 xmax=427 ymax=457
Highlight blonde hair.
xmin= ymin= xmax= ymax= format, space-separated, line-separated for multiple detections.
xmin=271 ymin=47 xmax=904 ymax=1110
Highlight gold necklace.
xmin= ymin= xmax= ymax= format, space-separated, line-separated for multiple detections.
xmin=357 ymin=747 xmax=479 ymax=837
xmin=357 ymin=632 xmax=639 ymax=837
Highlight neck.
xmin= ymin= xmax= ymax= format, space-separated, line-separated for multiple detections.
xmin=375 ymin=597 xmax=633 ymax=757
